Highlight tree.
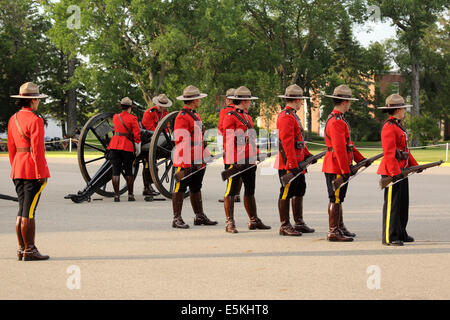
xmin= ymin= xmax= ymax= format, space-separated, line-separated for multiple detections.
xmin=0 ymin=0 xmax=51 ymax=132
xmin=369 ymin=0 xmax=450 ymax=144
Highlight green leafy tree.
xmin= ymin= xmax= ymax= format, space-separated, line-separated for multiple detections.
xmin=0 ymin=0 xmax=51 ymax=132
xmin=368 ymin=0 xmax=450 ymax=144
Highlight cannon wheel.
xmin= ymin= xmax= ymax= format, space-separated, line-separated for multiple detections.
xmin=149 ymin=111 xmax=189 ymax=199
xmin=77 ymin=112 xmax=139 ymax=198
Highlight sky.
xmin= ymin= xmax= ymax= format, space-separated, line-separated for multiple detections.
xmin=354 ymin=21 xmax=398 ymax=48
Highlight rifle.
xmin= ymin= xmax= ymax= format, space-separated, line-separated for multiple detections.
xmin=379 ymin=160 xmax=443 ymax=190
xmin=332 ymin=152 xmax=384 ymax=191
xmin=175 ymin=152 xmax=224 ymax=181
xmin=220 ymin=152 xmax=272 ymax=181
xmin=0 ymin=194 xmax=18 ymax=202
xmin=280 ymin=151 xmax=326 ymax=187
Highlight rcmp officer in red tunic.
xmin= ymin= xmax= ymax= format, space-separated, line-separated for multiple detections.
xmin=378 ymin=94 xmax=419 ymax=246
xmin=322 ymin=85 xmax=367 ymax=242
xmin=141 ymin=94 xmax=171 ymax=196
xmin=222 ymin=86 xmax=270 ymax=233
xmin=172 ymin=85 xmax=217 ymax=229
xmin=108 ymin=97 xmax=141 ymax=202
xmin=8 ymin=82 xmax=50 ymax=261
xmin=275 ymin=85 xmax=315 ymax=236
xmin=218 ymin=88 xmax=242 ymax=203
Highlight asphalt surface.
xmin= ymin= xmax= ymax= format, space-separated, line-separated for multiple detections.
xmin=0 ymin=156 xmax=449 ymax=299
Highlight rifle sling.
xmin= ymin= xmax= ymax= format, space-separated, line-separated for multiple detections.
xmin=117 ymin=114 xmax=134 ymax=143
xmin=14 ymin=113 xmax=31 ymax=143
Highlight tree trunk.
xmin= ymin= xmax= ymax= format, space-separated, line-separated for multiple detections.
xmin=66 ymin=58 xmax=78 ymax=137
xmin=61 ymin=120 xmax=66 ymax=138
xmin=305 ymin=85 xmax=313 ymax=141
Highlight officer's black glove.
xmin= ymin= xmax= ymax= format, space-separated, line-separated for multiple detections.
xmin=361 ymin=158 xmax=372 ymax=167
xmin=342 ymin=173 xmax=350 ymax=182
xmin=290 ymin=167 xmax=301 ymax=176
xmin=392 ymin=173 xmax=404 ymax=182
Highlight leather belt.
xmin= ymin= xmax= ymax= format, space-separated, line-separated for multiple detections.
xmin=327 ymin=146 xmax=354 ymax=152
xmin=295 ymin=141 xmax=305 ymax=149
xmin=114 ymin=132 xmax=129 ymax=137
xmin=17 ymin=147 xmax=31 ymax=152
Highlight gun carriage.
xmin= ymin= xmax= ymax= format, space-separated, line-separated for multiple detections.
xmin=65 ymin=110 xmax=189 ymax=203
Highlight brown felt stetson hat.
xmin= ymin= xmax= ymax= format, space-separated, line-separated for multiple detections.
xmin=152 ymin=93 xmax=172 ymax=108
xmin=11 ymin=82 xmax=48 ymax=99
xmin=323 ymin=84 xmax=359 ymax=101
xmin=176 ymin=85 xmax=208 ymax=101
xmin=225 ymin=88 xmax=235 ymax=98
xmin=278 ymin=84 xmax=311 ymax=99
xmin=116 ymin=97 xmax=136 ymax=107
xmin=230 ymin=86 xmax=258 ymax=100
xmin=378 ymin=94 xmax=412 ymax=110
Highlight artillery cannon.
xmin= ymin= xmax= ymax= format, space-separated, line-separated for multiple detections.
xmin=65 ymin=111 xmax=190 ymax=203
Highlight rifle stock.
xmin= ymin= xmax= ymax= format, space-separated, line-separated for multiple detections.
xmin=332 ymin=152 xmax=384 ymax=190
xmin=379 ymin=160 xmax=443 ymax=189
xmin=280 ymin=151 xmax=326 ymax=187
xmin=220 ymin=152 xmax=272 ymax=181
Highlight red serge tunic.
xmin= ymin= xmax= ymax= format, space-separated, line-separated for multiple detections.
xmin=274 ymin=106 xmax=312 ymax=170
xmin=142 ymin=106 xmax=168 ymax=131
xmin=218 ymin=104 xmax=235 ymax=135
xmin=108 ymin=111 xmax=141 ymax=152
xmin=377 ymin=116 xmax=418 ymax=176
xmin=7 ymin=108 xmax=50 ymax=180
xmin=322 ymin=110 xmax=364 ymax=175
xmin=222 ymin=108 xmax=259 ymax=164
xmin=173 ymin=106 xmax=208 ymax=168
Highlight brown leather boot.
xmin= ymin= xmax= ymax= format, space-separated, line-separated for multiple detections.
xmin=224 ymin=196 xmax=238 ymax=233
xmin=278 ymin=199 xmax=302 ymax=236
xmin=191 ymin=192 xmax=217 ymax=226
xmin=245 ymin=195 xmax=271 ymax=230
xmin=338 ymin=204 xmax=355 ymax=237
xmin=292 ymin=196 xmax=315 ymax=233
xmin=327 ymin=203 xmax=353 ymax=242
xmin=172 ymin=192 xmax=189 ymax=229
xmin=112 ymin=175 xmax=120 ymax=202
xmin=16 ymin=216 xmax=24 ymax=261
xmin=21 ymin=218 xmax=49 ymax=261
xmin=125 ymin=176 xmax=135 ymax=201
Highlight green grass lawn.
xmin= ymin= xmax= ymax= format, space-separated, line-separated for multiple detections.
xmin=1 ymin=141 xmax=448 ymax=163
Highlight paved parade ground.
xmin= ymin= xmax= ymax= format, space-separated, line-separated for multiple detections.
xmin=0 ymin=156 xmax=449 ymax=300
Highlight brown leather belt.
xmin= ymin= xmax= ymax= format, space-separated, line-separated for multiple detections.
xmin=114 ymin=132 xmax=129 ymax=137
xmin=327 ymin=146 xmax=354 ymax=152
xmin=17 ymin=147 xmax=31 ymax=152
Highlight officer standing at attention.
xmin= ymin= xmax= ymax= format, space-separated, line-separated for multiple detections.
xmin=8 ymin=82 xmax=50 ymax=261
xmin=108 ymin=97 xmax=141 ymax=202
xmin=322 ymin=85 xmax=366 ymax=242
xmin=141 ymin=93 xmax=172 ymax=196
xmin=218 ymin=88 xmax=242 ymax=203
xmin=275 ymin=85 xmax=316 ymax=236
xmin=222 ymin=86 xmax=271 ymax=233
xmin=378 ymin=94 xmax=419 ymax=246
xmin=172 ymin=85 xmax=217 ymax=229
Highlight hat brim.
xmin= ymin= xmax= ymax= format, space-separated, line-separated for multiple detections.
xmin=152 ymin=97 xmax=172 ymax=108
xmin=278 ymin=95 xmax=311 ymax=99
xmin=230 ymin=96 xmax=259 ymax=100
xmin=116 ymin=103 xmax=137 ymax=108
xmin=176 ymin=93 xmax=208 ymax=101
xmin=378 ymin=104 xmax=412 ymax=109
xmin=11 ymin=94 xmax=48 ymax=99
xmin=323 ymin=94 xmax=359 ymax=101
